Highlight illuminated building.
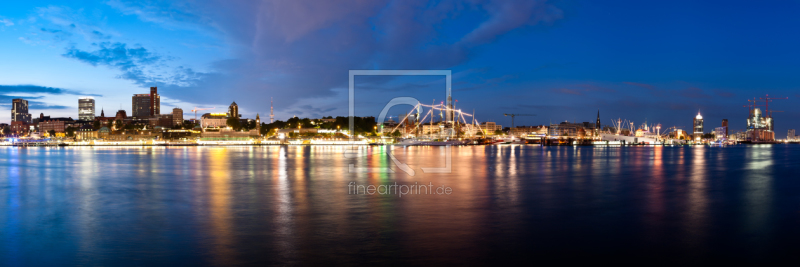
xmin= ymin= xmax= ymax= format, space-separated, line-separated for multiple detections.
xmin=721 ymin=119 xmax=728 ymax=139
xmin=131 ymin=87 xmax=160 ymax=118
xmin=132 ymin=94 xmax=151 ymax=118
xmin=693 ymin=113 xmax=704 ymax=141
xmin=149 ymin=87 xmax=160 ymax=116
xmin=746 ymin=108 xmax=774 ymax=142
xmin=201 ymin=113 xmax=228 ymax=128
xmin=228 ymin=101 xmax=240 ymax=118
xmin=78 ymin=97 xmax=95 ymax=121
xmin=173 ymin=108 xmax=183 ymax=126
xmin=11 ymin=98 xmax=31 ymax=124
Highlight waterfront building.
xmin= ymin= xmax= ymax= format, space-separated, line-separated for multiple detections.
xmin=77 ymin=124 xmax=96 ymax=140
xmin=746 ymin=108 xmax=775 ymax=142
xmin=132 ymin=94 xmax=151 ymax=118
xmin=201 ymin=113 xmax=228 ymax=128
xmin=11 ymin=98 xmax=32 ymax=124
xmin=105 ymin=130 xmax=159 ymax=141
xmin=721 ymin=119 xmax=729 ymax=139
xmin=421 ymin=122 xmax=442 ymax=135
xmin=674 ymin=129 xmax=687 ymax=139
xmin=130 ymin=87 xmax=160 ymax=118
xmin=39 ymin=118 xmax=74 ymax=134
xmin=789 ymin=129 xmax=796 ymax=140
xmin=98 ymin=127 xmax=111 ymax=139
xmin=480 ymin=122 xmax=502 ymax=134
xmin=172 ymin=108 xmax=183 ymax=126
xmin=714 ymin=127 xmax=727 ymax=141
xmin=693 ymin=113 xmax=704 ymax=141
xmin=10 ymin=121 xmax=29 ymax=136
xmin=78 ymin=97 xmax=96 ymax=121
xmin=510 ymin=125 xmax=547 ymax=137
xmin=149 ymin=114 xmax=174 ymax=128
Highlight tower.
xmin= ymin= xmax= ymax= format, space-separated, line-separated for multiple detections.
xmin=270 ymin=97 xmax=274 ymax=123
xmin=149 ymin=87 xmax=160 ymax=116
xmin=693 ymin=112 xmax=704 ymax=140
xmin=228 ymin=101 xmax=239 ymax=118
xmin=256 ymin=113 xmax=261 ymax=133
xmin=595 ymin=109 xmax=601 ymax=136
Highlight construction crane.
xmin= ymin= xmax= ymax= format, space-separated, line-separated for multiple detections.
xmin=760 ymin=94 xmax=788 ymax=118
xmin=191 ymin=107 xmax=215 ymax=121
xmin=503 ymin=113 xmax=536 ymax=128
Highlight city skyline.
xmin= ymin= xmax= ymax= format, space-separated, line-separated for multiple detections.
xmin=1 ymin=1 xmax=799 ymax=136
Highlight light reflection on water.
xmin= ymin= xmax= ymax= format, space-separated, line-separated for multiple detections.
xmin=0 ymin=145 xmax=799 ymax=265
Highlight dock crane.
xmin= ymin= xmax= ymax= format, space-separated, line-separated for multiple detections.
xmin=191 ymin=107 xmax=215 ymax=121
xmin=503 ymin=113 xmax=536 ymax=128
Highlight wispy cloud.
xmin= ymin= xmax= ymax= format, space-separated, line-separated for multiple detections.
xmin=0 ymin=94 xmax=70 ymax=110
xmin=678 ymin=87 xmax=712 ymax=99
xmin=551 ymin=88 xmax=583 ymax=95
xmin=62 ymin=42 xmax=162 ymax=85
xmin=0 ymin=18 xmax=13 ymax=26
xmin=0 ymin=85 xmax=101 ymax=96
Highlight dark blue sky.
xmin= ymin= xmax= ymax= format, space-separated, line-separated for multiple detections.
xmin=1 ymin=0 xmax=798 ymax=136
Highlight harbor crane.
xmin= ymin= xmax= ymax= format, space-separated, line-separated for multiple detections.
xmin=191 ymin=107 xmax=215 ymax=121
xmin=503 ymin=113 xmax=536 ymax=128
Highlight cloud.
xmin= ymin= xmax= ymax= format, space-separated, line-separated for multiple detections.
xmin=713 ymin=89 xmax=735 ymax=98
xmin=102 ymin=0 xmax=567 ymax=115
xmin=623 ymin=81 xmax=654 ymax=90
xmin=0 ymin=18 xmax=14 ymax=26
xmin=624 ymin=81 xmax=665 ymax=97
xmin=461 ymin=0 xmax=563 ymax=45
xmin=678 ymin=87 xmax=712 ymax=99
xmin=0 ymin=85 xmax=101 ymax=96
xmin=0 ymin=94 xmax=70 ymax=111
xmin=550 ymin=84 xmax=616 ymax=96
xmin=551 ymin=88 xmax=583 ymax=95
xmin=62 ymin=42 xmax=162 ymax=85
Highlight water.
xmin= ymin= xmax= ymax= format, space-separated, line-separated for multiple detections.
xmin=1 ymin=145 xmax=799 ymax=265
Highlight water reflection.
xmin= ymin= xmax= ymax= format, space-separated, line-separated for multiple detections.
xmin=0 ymin=145 xmax=797 ymax=264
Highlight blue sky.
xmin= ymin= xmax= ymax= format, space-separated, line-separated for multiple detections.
xmin=1 ymin=0 xmax=799 ymax=137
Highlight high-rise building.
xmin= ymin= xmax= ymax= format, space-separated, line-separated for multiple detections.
xmin=746 ymin=108 xmax=775 ymax=141
xmin=693 ymin=113 xmax=704 ymax=140
xmin=172 ymin=108 xmax=183 ymax=126
xmin=789 ymin=129 xmax=796 ymax=140
xmin=131 ymin=87 xmax=160 ymax=118
xmin=228 ymin=101 xmax=239 ymax=118
xmin=11 ymin=98 xmax=31 ymax=124
xmin=78 ymin=97 xmax=95 ymax=121
xmin=132 ymin=94 xmax=150 ymax=118
xmin=150 ymin=87 xmax=160 ymax=116
xmin=721 ymin=119 xmax=728 ymax=139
